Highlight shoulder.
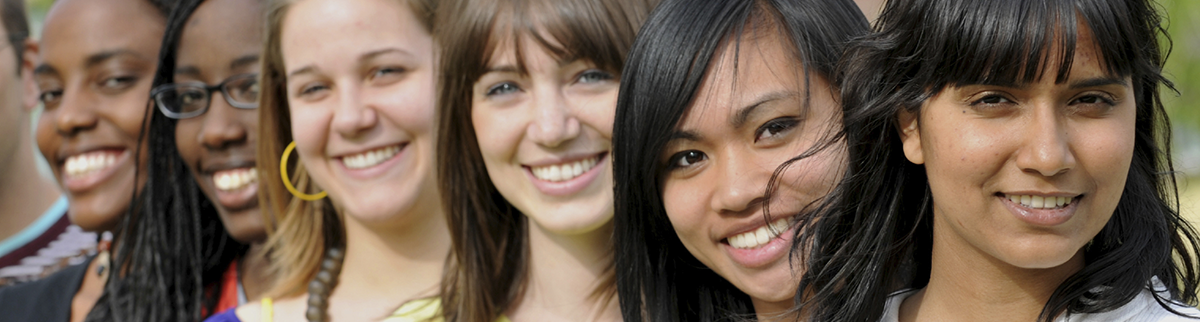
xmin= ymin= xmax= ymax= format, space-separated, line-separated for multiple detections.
xmin=234 ymin=300 xmax=263 ymax=322
xmin=0 ymin=257 xmax=91 ymax=322
xmin=1063 ymin=281 xmax=1200 ymax=322
xmin=878 ymin=289 xmax=918 ymax=322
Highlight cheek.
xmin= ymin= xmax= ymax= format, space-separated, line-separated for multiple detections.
xmin=288 ymin=107 xmax=331 ymax=160
xmin=471 ymin=106 xmax=516 ymax=163
xmin=174 ymin=120 xmax=202 ymax=166
xmin=661 ymin=180 xmax=705 ymax=243
xmin=35 ymin=112 xmax=58 ymax=161
xmin=577 ymin=90 xmax=618 ymax=138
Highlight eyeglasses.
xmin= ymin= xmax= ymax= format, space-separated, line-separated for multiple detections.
xmin=152 ymin=73 xmax=260 ymax=119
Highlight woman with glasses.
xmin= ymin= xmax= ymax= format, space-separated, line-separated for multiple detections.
xmin=146 ymin=0 xmax=271 ymax=315
xmin=0 ymin=0 xmax=233 ymax=321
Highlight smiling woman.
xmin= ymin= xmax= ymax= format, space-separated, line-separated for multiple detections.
xmin=609 ymin=0 xmax=867 ymax=320
xmin=798 ymin=0 xmax=1200 ymax=321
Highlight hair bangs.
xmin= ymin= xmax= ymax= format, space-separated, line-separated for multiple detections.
xmin=916 ymin=0 xmax=1136 ymax=93
xmin=474 ymin=0 xmax=638 ymax=79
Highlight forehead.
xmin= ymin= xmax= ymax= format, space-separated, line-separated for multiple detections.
xmin=177 ymin=0 xmax=263 ymax=66
xmin=281 ymin=0 xmax=429 ymax=70
xmin=40 ymin=0 xmax=164 ymax=66
xmin=684 ymin=30 xmax=804 ymax=124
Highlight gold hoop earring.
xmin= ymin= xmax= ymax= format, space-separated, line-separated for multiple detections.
xmin=281 ymin=141 xmax=327 ymax=201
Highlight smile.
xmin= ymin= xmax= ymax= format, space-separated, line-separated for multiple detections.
xmin=64 ymin=150 xmax=119 ymax=179
xmin=213 ymin=168 xmax=258 ymax=192
xmin=341 ymin=144 xmax=403 ymax=170
xmin=529 ymin=154 xmax=603 ymax=182
xmin=1003 ymin=194 xmax=1076 ymax=209
xmin=726 ymin=218 xmax=790 ymax=250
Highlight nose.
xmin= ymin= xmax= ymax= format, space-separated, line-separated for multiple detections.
xmin=710 ymin=149 xmax=768 ymax=215
xmin=330 ymin=84 xmax=378 ymax=138
xmin=198 ymin=96 xmax=248 ymax=150
xmin=525 ymin=87 xmax=580 ymax=147
xmin=54 ymin=87 xmax=99 ymax=136
xmin=1014 ymin=103 xmax=1076 ymax=177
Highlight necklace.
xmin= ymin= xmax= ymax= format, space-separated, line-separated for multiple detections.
xmin=305 ymin=247 xmax=344 ymax=322
xmin=95 ymin=231 xmax=112 ymax=279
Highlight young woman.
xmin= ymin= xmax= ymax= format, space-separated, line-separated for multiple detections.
xmin=798 ymin=0 xmax=1200 ymax=321
xmin=610 ymin=0 xmax=867 ymax=320
xmin=146 ymin=0 xmax=271 ymax=313
xmin=0 ymin=0 xmax=183 ymax=321
xmin=435 ymin=0 xmax=654 ymax=320
xmin=210 ymin=0 xmax=448 ymax=321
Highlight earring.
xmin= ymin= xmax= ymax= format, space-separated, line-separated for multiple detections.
xmin=281 ymin=141 xmax=327 ymax=201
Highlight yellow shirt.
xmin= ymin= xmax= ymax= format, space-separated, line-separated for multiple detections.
xmin=383 ymin=298 xmax=511 ymax=322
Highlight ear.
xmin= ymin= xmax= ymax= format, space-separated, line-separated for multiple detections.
xmin=896 ymin=108 xmax=924 ymax=165
xmin=20 ymin=39 xmax=39 ymax=112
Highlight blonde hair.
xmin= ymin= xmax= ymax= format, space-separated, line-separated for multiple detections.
xmin=256 ymin=0 xmax=437 ymax=298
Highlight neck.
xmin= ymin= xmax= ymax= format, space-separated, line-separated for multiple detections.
xmin=752 ymin=298 xmax=798 ymax=321
xmin=907 ymin=218 xmax=1084 ymax=322
xmin=0 ymin=129 xmax=62 ymax=241
xmin=511 ymin=220 xmax=618 ymax=322
xmin=329 ymin=207 xmax=450 ymax=318
xmin=239 ymin=242 xmax=270 ymax=301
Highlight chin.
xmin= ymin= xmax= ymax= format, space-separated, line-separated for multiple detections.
xmin=67 ymin=202 xmax=123 ymax=232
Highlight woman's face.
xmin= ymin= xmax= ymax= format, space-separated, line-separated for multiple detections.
xmin=659 ymin=31 xmax=844 ymax=310
xmin=173 ymin=0 xmax=265 ymax=243
xmin=472 ymin=35 xmax=618 ymax=234
xmin=34 ymin=0 xmax=163 ymax=231
xmin=281 ymin=0 xmax=440 ymax=226
xmin=899 ymin=28 xmax=1134 ymax=270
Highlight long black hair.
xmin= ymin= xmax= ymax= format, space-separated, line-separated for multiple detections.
xmin=797 ymin=0 xmax=1200 ymax=321
xmin=610 ymin=0 xmax=867 ymax=321
xmin=85 ymin=0 xmax=245 ymax=320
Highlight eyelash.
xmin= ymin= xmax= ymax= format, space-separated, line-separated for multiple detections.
xmin=370 ymin=66 xmax=406 ymax=80
xmin=755 ymin=117 xmax=801 ymax=143
xmin=576 ymin=69 xmax=614 ymax=84
xmin=38 ymin=89 xmax=63 ymax=107
xmin=665 ymin=150 xmax=707 ymax=170
xmin=485 ymin=82 xmax=520 ymax=97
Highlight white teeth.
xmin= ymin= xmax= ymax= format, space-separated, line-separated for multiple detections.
xmin=342 ymin=145 xmax=401 ymax=169
xmin=213 ymin=168 xmax=258 ymax=192
xmin=530 ymin=155 xmax=601 ymax=182
xmin=728 ymin=218 xmax=790 ymax=250
xmin=1006 ymin=194 xmax=1075 ymax=209
xmin=64 ymin=151 xmax=119 ymax=178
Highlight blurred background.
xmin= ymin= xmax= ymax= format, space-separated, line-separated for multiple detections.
xmin=19 ymin=0 xmax=1200 ymax=220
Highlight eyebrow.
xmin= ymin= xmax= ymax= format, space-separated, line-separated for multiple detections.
xmin=481 ymin=57 xmax=584 ymax=75
xmin=230 ymin=54 xmax=260 ymax=71
xmin=361 ymin=48 xmax=410 ymax=61
xmin=731 ymin=91 xmax=795 ymax=129
xmin=85 ymin=50 xmax=143 ymax=69
xmin=667 ymin=130 xmax=703 ymax=143
xmin=33 ymin=64 xmax=56 ymax=76
xmin=1068 ymin=77 xmax=1127 ymax=89
xmin=287 ymin=65 xmax=316 ymax=78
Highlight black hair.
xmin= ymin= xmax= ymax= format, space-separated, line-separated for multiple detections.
xmin=84 ymin=0 xmax=244 ymax=320
xmin=1 ymin=0 xmax=27 ymax=71
xmin=797 ymin=0 xmax=1200 ymax=321
xmin=610 ymin=0 xmax=867 ymax=321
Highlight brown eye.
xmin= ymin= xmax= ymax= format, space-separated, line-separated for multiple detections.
xmin=667 ymin=150 xmax=707 ymax=169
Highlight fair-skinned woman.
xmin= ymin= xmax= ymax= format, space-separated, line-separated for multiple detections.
xmin=798 ymin=0 xmax=1200 ymax=321
xmin=610 ymin=0 xmax=867 ymax=320
xmin=209 ymin=0 xmax=449 ymax=321
xmin=435 ymin=0 xmax=655 ymax=320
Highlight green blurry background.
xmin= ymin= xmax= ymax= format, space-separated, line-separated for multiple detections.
xmin=20 ymin=0 xmax=1200 ymax=225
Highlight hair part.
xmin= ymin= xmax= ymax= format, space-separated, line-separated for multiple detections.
xmin=798 ymin=0 xmax=1200 ymax=321
xmin=610 ymin=0 xmax=868 ymax=321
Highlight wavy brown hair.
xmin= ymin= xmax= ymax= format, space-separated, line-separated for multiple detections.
xmin=434 ymin=0 xmax=654 ymax=321
xmin=256 ymin=0 xmax=436 ymax=298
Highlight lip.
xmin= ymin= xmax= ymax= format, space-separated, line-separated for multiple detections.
xmin=59 ymin=148 xmax=130 ymax=193
xmin=334 ymin=143 xmax=408 ymax=179
xmin=523 ymin=152 xmax=607 ymax=197
xmin=998 ymin=193 xmax=1081 ymax=226
xmin=721 ymin=222 xmax=797 ymax=269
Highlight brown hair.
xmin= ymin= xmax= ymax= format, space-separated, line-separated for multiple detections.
xmin=1 ymin=0 xmax=27 ymax=70
xmin=256 ymin=0 xmax=436 ymax=298
xmin=435 ymin=0 xmax=655 ymax=320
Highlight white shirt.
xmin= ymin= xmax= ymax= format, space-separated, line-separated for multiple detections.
xmin=880 ymin=279 xmax=1200 ymax=322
